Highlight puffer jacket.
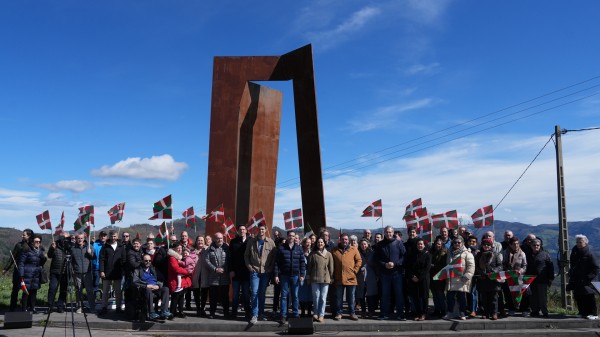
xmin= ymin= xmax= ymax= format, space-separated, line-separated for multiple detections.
xmin=18 ymin=245 xmax=47 ymax=290
xmin=205 ymin=243 xmax=230 ymax=286
xmin=274 ymin=243 xmax=306 ymax=277
xmin=526 ymin=249 xmax=554 ymax=286
xmin=568 ymin=245 xmax=600 ymax=296
xmin=47 ymin=240 xmax=67 ymax=274
xmin=446 ymin=246 xmax=474 ymax=293
xmin=71 ymin=242 xmax=94 ymax=274
xmin=374 ymin=237 xmax=405 ymax=274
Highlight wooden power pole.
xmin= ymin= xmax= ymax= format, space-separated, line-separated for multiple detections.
xmin=555 ymin=124 xmax=573 ymax=310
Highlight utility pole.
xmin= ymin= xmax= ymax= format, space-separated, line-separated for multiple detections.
xmin=555 ymin=124 xmax=573 ymax=310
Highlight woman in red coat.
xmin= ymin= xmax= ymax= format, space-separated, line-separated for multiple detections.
xmin=168 ymin=242 xmax=191 ymax=318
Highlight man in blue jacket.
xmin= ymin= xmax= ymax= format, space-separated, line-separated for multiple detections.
xmin=273 ymin=230 xmax=305 ymax=321
xmin=374 ymin=225 xmax=406 ymax=320
xmin=91 ymin=231 xmax=107 ymax=300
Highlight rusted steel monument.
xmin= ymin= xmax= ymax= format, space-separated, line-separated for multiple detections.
xmin=205 ymin=44 xmax=326 ymax=236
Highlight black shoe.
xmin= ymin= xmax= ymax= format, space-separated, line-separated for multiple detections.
xmin=176 ymin=312 xmax=186 ymax=318
xmin=116 ymin=307 xmax=123 ymax=314
xmin=98 ymin=308 xmax=108 ymax=316
xmin=185 ymin=304 xmax=192 ymax=311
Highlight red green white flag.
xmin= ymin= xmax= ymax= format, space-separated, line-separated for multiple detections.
xmin=222 ymin=217 xmax=237 ymax=239
xmin=487 ymin=270 xmax=536 ymax=304
xmin=20 ymin=277 xmax=29 ymax=295
xmin=433 ymin=255 xmax=464 ymax=280
xmin=55 ymin=211 xmax=65 ymax=236
xmin=149 ymin=195 xmax=172 ymax=220
xmin=283 ymin=208 xmax=303 ymax=230
xmin=155 ymin=221 xmax=170 ymax=246
xmin=471 ymin=205 xmax=494 ymax=228
xmin=432 ymin=210 xmax=459 ymax=229
xmin=74 ymin=205 xmax=94 ymax=233
xmin=183 ymin=207 xmax=195 ymax=228
xmin=361 ymin=199 xmax=382 ymax=218
xmin=202 ymin=204 xmax=225 ymax=223
xmin=247 ymin=210 xmax=266 ymax=235
xmin=403 ymin=198 xmax=423 ymax=218
xmin=36 ymin=210 xmax=52 ymax=230
xmin=108 ymin=202 xmax=126 ymax=224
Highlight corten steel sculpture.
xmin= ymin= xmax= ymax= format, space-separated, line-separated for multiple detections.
xmin=205 ymin=44 xmax=326 ymax=236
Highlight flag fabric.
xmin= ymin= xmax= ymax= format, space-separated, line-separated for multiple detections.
xmin=304 ymin=222 xmax=314 ymax=238
xmin=433 ymin=256 xmax=464 ymax=281
xmin=20 ymin=277 xmax=29 ymax=295
xmin=155 ymin=221 xmax=170 ymax=245
xmin=182 ymin=207 xmax=195 ymax=228
xmin=488 ymin=270 xmax=536 ymax=304
xmin=36 ymin=210 xmax=52 ymax=230
xmin=202 ymin=204 xmax=225 ymax=223
xmin=74 ymin=205 xmax=94 ymax=232
xmin=403 ymin=198 xmax=423 ymax=218
xmin=55 ymin=211 xmax=65 ymax=236
xmin=222 ymin=217 xmax=237 ymax=239
xmin=136 ymin=232 xmax=141 ymax=240
xmin=361 ymin=199 xmax=382 ymax=217
xmin=149 ymin=195 xmax=172 ymax=220
xmin=471 ymin=205 xmax=494 ymax=228
xmin=432 ymin=210 xmax=459 ymax=229
xmin=247 ymin=210 xmax=266 ymax=235
xmin=405 ymin=208 xmax=432 ymax=244
xmin=108 ymin=202 xmax=126 ymax=224
xmin=283 ymin=208 xmax=303 ymax=230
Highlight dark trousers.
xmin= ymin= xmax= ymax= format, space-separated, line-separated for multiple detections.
xmin=273 ymin=282 xmax=281 ymax=312
xmin=480 ymin=290 xmax=498 ymax=317
xmin=47 ymin=272 xmax=68 ymax=309
xmin=9 ymin=270 xmax=20 ymax=311
xmin=575 ymin=292 xmax=597 ymax=317
xmin=198 ymin=287 xmax=209 ymax=312
xmin=170 ymin=290 xmax=185 ymax=314
xmin=209 ymin=284 xmax=230 ymax=316
xmin=21 ymin=289 xmax=38 ymax=311
xmin=144 ymin=286 xmax=169 ymax=314
xmin=185 ymin=288 xmax=192 ymax=308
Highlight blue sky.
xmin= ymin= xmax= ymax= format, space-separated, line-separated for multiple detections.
xmin=1 ymin=0 xmax=600 ymax=233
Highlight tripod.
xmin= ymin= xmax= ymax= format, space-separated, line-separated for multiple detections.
xmin=42 ymin=254 xmax=93 ymax=337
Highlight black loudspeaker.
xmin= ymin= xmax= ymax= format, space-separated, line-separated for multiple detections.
xmin=3 ymin=311 xmax=33 ymax=329
xmin=288 ymin=317 xmax=314 ymax=335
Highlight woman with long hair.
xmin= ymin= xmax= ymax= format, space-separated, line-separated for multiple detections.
xmin=191 ymin=235 xmax=205 ymax=316
xmin=299 ymin=237 xmax=313 ymax=317
xmin=429 ymin=238 xmax=448 ymax=317
xmin=167 ymin=242 xmax=191 ymax=318
xmin=406 ymin=238 xmax=432 ymax=321
xmin=18 ymin=234 xmax=47 ymax=313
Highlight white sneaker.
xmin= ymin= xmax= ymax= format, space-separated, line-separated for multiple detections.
xmin=174 ymin=287 xmax=183 ymax=293
xmin=250 ymin=316 xmax=258 ymax=324
xmin=587 ymin=315 xmax=598 ymax=320
xmin=75 ymin=308 xmax=82 ymax=314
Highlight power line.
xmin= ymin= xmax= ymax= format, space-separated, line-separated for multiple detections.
xmin=276 ymin=75 xmax=600 ymax=187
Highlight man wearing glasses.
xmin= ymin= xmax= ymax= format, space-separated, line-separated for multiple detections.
xmin=443 ymin=237 xmax=475 ymax=320
xmin=133 ymin=254 xmax=172 ymax=320
xmin=71 ymin=233 xmax=95 ymax=313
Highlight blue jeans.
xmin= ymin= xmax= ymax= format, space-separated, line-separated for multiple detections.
xmin=335 ymin=285 xmax=356 ymax=316
xmin=249 ymin=272 xmax=270 ymax=317
xmin=311 ymin=283 xmax=329 ymax=317
xmin=92 ymin=269 xmax=100 ymax=299
xmin=380 ymin=272 xmax=404 ymax=318
xmin=231 ymin=279 xmax=250 ymax=314
xmin=447 ymin=291 xmax=468 ymax=316
xmin=279 ymin=275 xmax=299 ymax=318
xmin=469 ymin=284 xmax=478 ymax=313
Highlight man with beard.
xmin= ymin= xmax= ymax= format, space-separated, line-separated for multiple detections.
xmin=374 ymin=226 xmax=406 ymax=320
xmin=99 ymin=231 xmax=126 ymax=315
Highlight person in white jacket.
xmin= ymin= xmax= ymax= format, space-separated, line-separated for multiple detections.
xmin=444 ymin=236 xmax=475 ymax=320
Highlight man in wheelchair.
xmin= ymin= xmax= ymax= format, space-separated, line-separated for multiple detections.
xmin=133 ymin=254 xmax=173 ymax=320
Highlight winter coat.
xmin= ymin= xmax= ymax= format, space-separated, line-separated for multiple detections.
xmin=47 ymin=240 xmax=68 ymax=274
xmin=244 ymin=236 xmax=276 ymax=274
xmin=92 ymin=240 xmax=104 ymax=270
xmin=181 ymin=251 xmax=198 ymax=275
xmin=18 ymin=245 xmax=47 ymax=291
xmin=331 ymin=244 xmax=362 ymax=286
xmin=199 ymin=248 xmax=211 ymax=288
xmin=3 ymin=240 xmax=30 ymax=273
xmin=526 ymin=249 xmax=554 ymax=286
xmin=99 ymin=241 xmax=126 ymax=280
xmin=406 ymin=248 xmax=432 ymax=297
xmin=307 ymin=249 xmax=334 ymax=284
xmin=474 ymin=250 xmax=503 ymax=292
xmin=152 ymin=245 xmax=169 ymax=283
xmin=502 ymin=248 xmax=527 ymax=275
xmin=374 ymin=237 xmax=406 ymax=275
xmin=126 ymin=248 xmax=143 ymax=278
xmin=568 ymin=245 xmax=600 ymax=296
xmin=133 ymin=265 xmax=163 ymax=288
xmin=430 ymin=247 xmax=448 ymax=292
xmin=274 ymin=243 xmax=306 ymax=277
xmin=229 ymin=235 xmax=250 ymax=281
xmin=167 ymin=249 xmax=191 ymax=293
xmin=71 ymin=242 xmax=94 ymax=274
xmin=190 ymin=248 xmax=204 ymax=289
xmin=446 ymin=246 xmax=474 ymax=293
xmin=205 ymin=243 xmax=230 ymax=286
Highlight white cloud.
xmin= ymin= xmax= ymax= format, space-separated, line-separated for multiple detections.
xmin=91 ymin=154 xmax=188 ymax=181
xmin=405 ymin=62 xmax=441 ymax=76
xmin=275 ymin=132 xmax=600 ymax=230
xmin=307 ymin=6 xmax=381 ymax=50
xmin=346 ymin=98 xmax=435 ymax=132
xmin=38 ymin=180 xmax=94 ymax=193
xmin=0 ymin=188 xmax=38 ymax=198
xmin=403 ymin=0 xmax=453 ymax=25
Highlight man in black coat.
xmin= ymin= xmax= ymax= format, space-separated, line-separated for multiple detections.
xmin=374 ymin=225 xmax=406 ymax=320
xmin=228 ymin=225 xmax=250 ymax=319
xmin=47 ymin=232 xmax=69 ymax=313
xmin=99 ymin=231 xmax=126 ymax=315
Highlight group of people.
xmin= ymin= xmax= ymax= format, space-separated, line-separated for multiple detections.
xmin=2 ymin=224 xmax=599 ymax=323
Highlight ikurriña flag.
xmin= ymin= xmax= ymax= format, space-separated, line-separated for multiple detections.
xmin=487 ymin=270 xmax=536 ymax=304
xmin=361 ymin=199 xmax=382 ymax=217
xmin=431 ymin=210 xmax=459 ymax=229
xmin=403 ymin=198 xmax=423 ymax=218
xmin=283 ymin=208 xmax=303 ymax=230
xmin=222 ymin=217 xmax=237 ymax=239
xmin=108 ymin=202 xmax=126 ymax=224
xmin=183 ymin=207 xmax=195 ymax=228
xmin=55 ymin=211 xmax=65 ymax=236
xmin=471 ymin=205 xmax=494 ymax=228
xmin=155 ymin=221 xmax=169 ymax=245
xmin=74 ymin=205 xmax=94 ymax=233
xmin=36 ymin=210 xmax=52 ymax=230
xmin=149 ymin=195 xmax=172 ymax=220
xmin=247 ymin=210 xmax=266 ymax=235
xmin=202 ymin=204 xmax=225 ymax=223
xmin=433 ymin=255 xmax=464 ymax=281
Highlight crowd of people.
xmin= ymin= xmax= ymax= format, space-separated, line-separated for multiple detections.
xmin=2 ymin=224 xmax=599 ymax=323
